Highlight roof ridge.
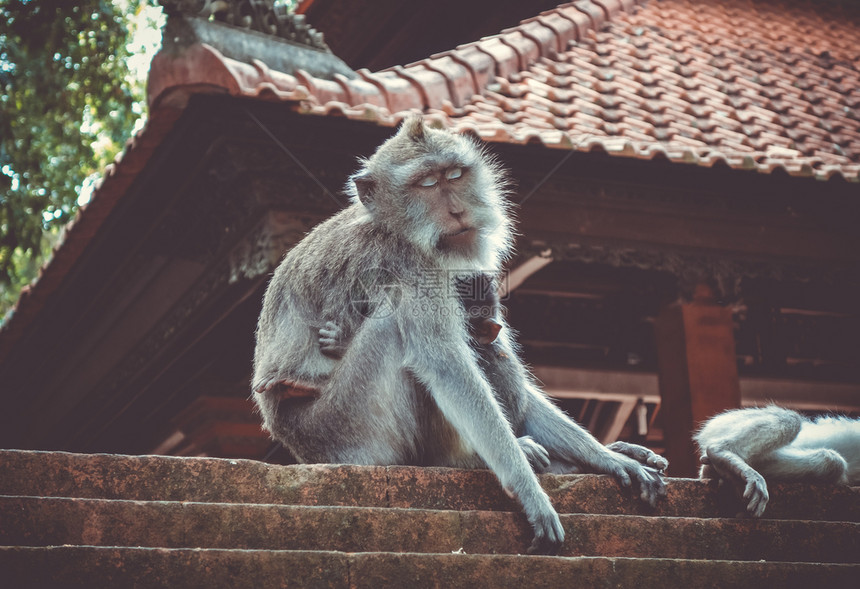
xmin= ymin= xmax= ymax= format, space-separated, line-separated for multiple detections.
xmin=146 ymin=3 xmax=648 ymax=124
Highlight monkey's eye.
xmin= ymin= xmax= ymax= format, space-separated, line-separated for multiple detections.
xmin=419 ymin=175 xmax=438 ymax=187
xmin=446 ymin=167 xmax=463 ymax=181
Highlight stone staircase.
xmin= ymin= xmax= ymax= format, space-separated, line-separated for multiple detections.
xmin=1 ymin=450 xmax=858 ymax=587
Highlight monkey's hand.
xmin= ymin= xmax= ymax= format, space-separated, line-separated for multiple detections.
xmin=502 ymin=476 xmax=564 ymax=555
xmin=518 ymin=436 xmax=550 ymax=471
xmin=514 ymin=487 xmax=565 ymax=555
xmin=526 ymin=508 xmax=565 ymax=556
xmin=703 ymin=448 xmax=770 ymax=517
xmin=607 ymin=441 xmax=668 ymax=472
xmin=319 ymin=321 xmax=347 ymax=359
xmin=740 ymin=470 xmax=769 ymax=517
xmin=603 ymin=453 xmax=667 ymax=507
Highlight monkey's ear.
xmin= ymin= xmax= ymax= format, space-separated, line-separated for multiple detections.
xmin=351 ymin=170 xmax=376 ymax=207
xmin=401 ymin=113 xmax=426 ymax=140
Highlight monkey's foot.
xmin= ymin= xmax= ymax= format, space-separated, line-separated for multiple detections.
xmin=607 ymin=440 xmax=669 ymax=472
xmin=254 ymin=377 xmax=320 ymax=400
xmin=518 ymin=436 xmax=550 ymax=471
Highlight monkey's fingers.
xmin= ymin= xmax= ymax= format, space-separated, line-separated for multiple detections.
xmin=253 ymin=377 xmax=280 ymax=395
xmin=319 ymin=341 xmax=345 ymax=360
xmin=742 ymin=474 xmax=769 ymax=517
xmin=647 ymin=454 xmax=669 ymax=471
xmin=636 ymin=467 xmax=668 ymax=507
xmin=609 ymin=455 xmax=667 ymax=507
xmin=605 ymin=460 xmax=633 ymax=488
xmin=607 ymin=441 xmax=669 ymax=472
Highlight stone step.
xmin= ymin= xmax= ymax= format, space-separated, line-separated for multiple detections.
xmin=2 ymin=450 xmax=858 ymax=521
xmin=1 ymin=546 xmax=857 ymax=589
xmin=2 ymin=495 xmax=858 ymax=563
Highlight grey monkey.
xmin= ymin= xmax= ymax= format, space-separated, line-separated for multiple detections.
xmin=318 ymin=273 xmax=551 ymax=471
xmin=253 ymin=116 xmax=666 ymax=554
xmin=695 ymin=405 xmax=859 ymax=516
xmin=319 ymin=275 xmax=667 ymax=473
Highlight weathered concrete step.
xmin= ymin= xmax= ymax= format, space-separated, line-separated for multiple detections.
xmin=0 ymin=546 xmax=857 ymax=589
xmin=2 ymin=495 xmax=858 ymax=563
xmin=2 ymin=450 xmax=858 ymax=521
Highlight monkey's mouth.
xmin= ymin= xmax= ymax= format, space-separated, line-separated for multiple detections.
xmin=449 ymin=227 xmax=475 ymax=237
xmin=438 ymin=227 xmax=477 ymax=252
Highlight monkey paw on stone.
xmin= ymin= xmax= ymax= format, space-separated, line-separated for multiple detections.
xmin=604 ymin=453 xmax=667 ymax=507
xmin=523 ymin=494 xmax=565 ymax=555
xmin=741 ymin=470 xmax=770 ymax=518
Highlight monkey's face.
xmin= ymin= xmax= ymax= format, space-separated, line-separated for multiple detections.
xmin=351 ymin=116 xmax=511 ymax=268
xmin=411 ymin=160 xmax=480 ymax=256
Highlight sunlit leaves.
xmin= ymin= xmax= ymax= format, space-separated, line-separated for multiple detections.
xmin=0 ymin=0 xmax=155 ymax=316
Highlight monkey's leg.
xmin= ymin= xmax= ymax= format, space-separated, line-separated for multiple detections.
xmin=405 ymin=322 xmax=564 ymax=555
xmin=259 ymin=322 xmax=418 ymax=466
xmin=695 ymin=406 xmax=804 ymax=470
xmin=695 ymin=406 xmax=807 ymax=516
xmin=704 ymin=446 xmax=770 ymax=517
xmin=607 ymin=440 xmax=669 ymax=472
xmin=757 ymin=447 xmax=849 ymax=485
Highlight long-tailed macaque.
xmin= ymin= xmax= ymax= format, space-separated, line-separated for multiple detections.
xmin=695 ymin=405 xmax=859 ymax=516
xmin=252 ymin=116 xmax=667 ymax=553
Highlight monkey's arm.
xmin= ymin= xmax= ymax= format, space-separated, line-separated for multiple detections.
xmin=702 ymin=445 xmax=769 ymax=517
xmin=403 ymin=318 xmax=564 ymax=555
xmin=694 ymin=407 xmax=807 ymax=516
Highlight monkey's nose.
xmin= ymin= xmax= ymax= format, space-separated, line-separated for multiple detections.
xmin=446 ymin=194 xmax=466 ymax=215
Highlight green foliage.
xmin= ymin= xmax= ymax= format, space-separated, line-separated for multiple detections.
xmin=0 ymin=0 xmax=148 ymax=317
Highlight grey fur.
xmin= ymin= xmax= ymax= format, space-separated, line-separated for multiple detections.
xmin=695 ymin=405 xmax=860 ymax=516
xmin=252 ymin=116 xmax=666 ymax=554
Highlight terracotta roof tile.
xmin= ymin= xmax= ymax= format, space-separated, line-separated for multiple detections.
xmin=143 ymin=0 xmax=860 ymax=183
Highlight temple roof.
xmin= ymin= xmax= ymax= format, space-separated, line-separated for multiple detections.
xmin=3 ymin=0 xmax=859 ymax=358
xmin=150 ymin=0 xmax=860 ymax=182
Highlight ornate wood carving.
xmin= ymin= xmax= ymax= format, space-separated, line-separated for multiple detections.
xmin=160 ymin=0 xmax=329 ymax=49
xmin=516 ymin=239 xmax=858 ymax=304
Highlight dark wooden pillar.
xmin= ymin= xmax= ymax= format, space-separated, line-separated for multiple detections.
xmin=655 ymin=286 xmax=741 ymax=477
